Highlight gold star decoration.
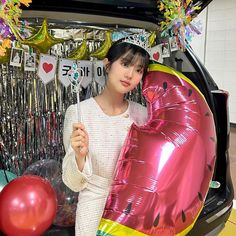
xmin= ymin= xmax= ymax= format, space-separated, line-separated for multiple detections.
xmin=21 ymin=18 xmax=64 ymax=54
xmin=90 ymin=31 xmax=112 ymax=59
xmin=67 ymin=39 xmax=89 ymax=60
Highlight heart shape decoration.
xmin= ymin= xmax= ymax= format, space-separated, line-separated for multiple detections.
xmin=42 ymin=63 xmax=53 ymax=73
xmin=153 ymin=52 xmax=160 ymax=61
xmin=97 ymin=64 xmax=216 ymax=236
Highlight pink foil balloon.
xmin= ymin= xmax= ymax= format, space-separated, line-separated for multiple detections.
xmin=97 ymin=64 xmax=216 ymax=236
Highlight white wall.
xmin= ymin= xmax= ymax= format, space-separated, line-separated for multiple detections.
xmin=189 ymin=9 xmax=207 ymax=63
xmin=191 ymin=0 xmax=236 ymax=124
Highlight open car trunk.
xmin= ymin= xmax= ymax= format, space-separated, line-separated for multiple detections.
xmin=22 ymin=0 xmax=213 ymax=29
xmin=1 ymin=0 xmax=234 ymax=236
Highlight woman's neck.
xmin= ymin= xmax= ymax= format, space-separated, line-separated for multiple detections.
xmin=94 ymin=87 xmax=128 ymax=116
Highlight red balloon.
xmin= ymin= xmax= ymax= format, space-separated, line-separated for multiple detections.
xmin=0 ymin=175 xmax=57 ymax=236
xmin=98 ymin=64 xmax=216 ymax=235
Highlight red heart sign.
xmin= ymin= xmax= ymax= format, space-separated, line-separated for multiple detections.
xmin=153 ymin=52 xmax=160 ymax=61
xmin=42 ymin=63 xmax=53 ymax=73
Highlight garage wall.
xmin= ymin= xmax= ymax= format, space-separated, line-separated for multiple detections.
xmin=190 ymin=0 xmax=236 ymax=124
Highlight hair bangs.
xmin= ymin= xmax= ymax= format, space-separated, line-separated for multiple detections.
xmin=121 ymin=49 xmax=149 ymax=70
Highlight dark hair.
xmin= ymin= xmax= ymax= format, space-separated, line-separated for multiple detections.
xmin=105 ymin=40 xmax=150 ymax=75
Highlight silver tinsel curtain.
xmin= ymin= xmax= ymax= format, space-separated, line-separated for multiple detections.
xmin=0 ymin=35 xmax=145 ymax=176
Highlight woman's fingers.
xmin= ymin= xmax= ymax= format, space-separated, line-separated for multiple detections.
xmin=72 ymin=123 xmax=88 ymax=138
xmin=71 ymin=131 xmax=89 ymax=146
xmin=71 ymin=122 xmax=89 ymax=156
xmin=71 ymin=129 xmax=86 ymax=138
xmin=71 ymin=135 xmax=86 ymax=143
xmin=73 ymin=123 xmax=85 ymax=131
xmin=71 ymin=140 xmax=85 ymax=147
xmin=71 ymin=135 xmax=88 ymax=147
xmin=71 ymin=137 xmax=88 ymax=148
xmin=71 ymin=139 xmax=88 ymax=152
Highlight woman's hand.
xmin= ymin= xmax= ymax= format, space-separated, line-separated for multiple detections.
xmin=70 ymin=123 xmax=89 ymax=170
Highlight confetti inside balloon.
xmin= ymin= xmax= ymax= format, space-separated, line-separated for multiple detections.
xmin=52 ymin=175 xmax=78 ymax=227
xmin=23 ymin=159 xmax=60 ymax=183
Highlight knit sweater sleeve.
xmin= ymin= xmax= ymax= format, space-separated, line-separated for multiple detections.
xmin=62 ymin=104 xmax=92 ymax=192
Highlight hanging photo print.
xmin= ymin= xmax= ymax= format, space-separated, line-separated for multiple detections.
xmin=24 ymin=52 xmax=36 ymax=71
xmin=10 ymin=48 xmax=23 ymax=67
xmin=169 ymin=36 xmax=179 ymax=52
xmin=161 ymin=42 xmax=170 ymax=58
xmin=58 ymin=58 xmax=76 ymax=87
xmin=37 ymin=54 xmax=57 ymax=84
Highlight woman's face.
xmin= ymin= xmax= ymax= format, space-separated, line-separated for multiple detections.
xmin=104 ymin=53 xmax=145 ymax=94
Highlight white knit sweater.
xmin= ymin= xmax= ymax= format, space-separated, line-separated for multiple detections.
xmin=62 ymin=97 xmax=147 ymax=236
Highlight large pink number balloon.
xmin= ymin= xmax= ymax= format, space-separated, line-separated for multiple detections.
xmin=97 ymin=64 xmax=216 ymax=236
xmin=0 ymin=175 xmax=57 ymax=236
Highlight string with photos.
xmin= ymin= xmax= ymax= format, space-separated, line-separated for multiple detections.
xmin=158 ymin=0 xmax=202 ymax=49
xmin=0 ymin=26 xmax=150 ymax=176
xmin=0 ymin=0 xmax=32 ymax=56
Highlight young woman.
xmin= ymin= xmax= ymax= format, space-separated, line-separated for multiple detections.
xmin=62 ymin=40 xmax=150 ymax=236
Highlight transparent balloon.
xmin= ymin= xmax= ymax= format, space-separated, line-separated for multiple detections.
xmin=52 ymin=175 xmax=79 ymax=227
xmin=23 ymin=159 xmax=60 ymax=183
